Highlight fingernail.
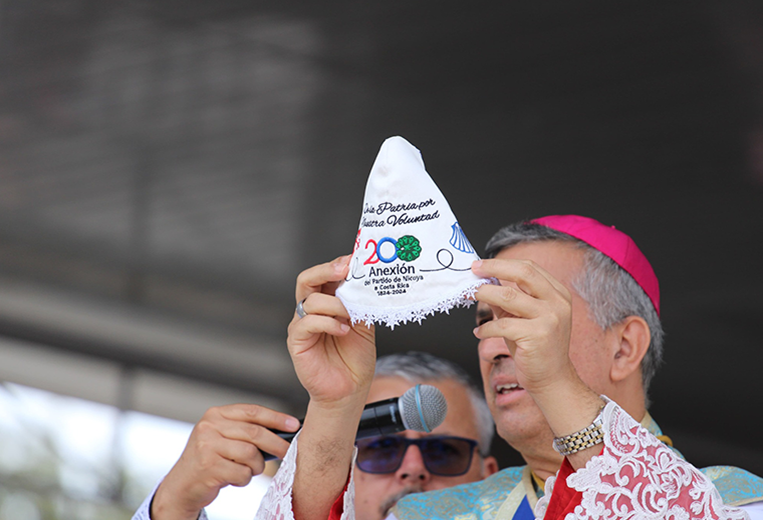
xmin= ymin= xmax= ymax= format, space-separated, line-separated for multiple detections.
xmin=339 ymin=323 xmax=350 ymax=333
xmin=472 ymin=327 xmax=480 ymax=338
xmin=334 ymin=256 xmax=350 ymax=272
xmin=285 ymin=417 xmax=301 ymax=430
xmin=472 ymin=260 xmax=483 ymax=271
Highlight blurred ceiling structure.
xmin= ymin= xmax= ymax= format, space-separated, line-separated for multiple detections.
xmin=0 ymin=0 xmax=762 ymax=473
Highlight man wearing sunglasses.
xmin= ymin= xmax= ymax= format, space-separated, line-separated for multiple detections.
xmin=260 ymin=214 xmax=763 ymax=520
xmin=135 ymin=351 xmax=497 ymax=520
xmin=352 ymin=352 xmax=498 ymax=520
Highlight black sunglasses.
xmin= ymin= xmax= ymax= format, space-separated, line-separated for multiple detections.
xmin=355 ymin=435 xmax=478 ymax=476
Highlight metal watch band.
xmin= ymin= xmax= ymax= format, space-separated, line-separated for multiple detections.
xmin=552 ymin=415 xmax=604 ymax=456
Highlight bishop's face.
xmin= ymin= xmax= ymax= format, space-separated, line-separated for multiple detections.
xmin=476 ymin=240 xmax=619 ymax=454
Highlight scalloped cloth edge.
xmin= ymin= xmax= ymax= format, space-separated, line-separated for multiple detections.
xmin=337 ymin=277 xmax=494 ymax=329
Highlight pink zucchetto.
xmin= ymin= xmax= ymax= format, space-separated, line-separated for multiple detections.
xmin=531 ymin=214 xmax=660 ymax=315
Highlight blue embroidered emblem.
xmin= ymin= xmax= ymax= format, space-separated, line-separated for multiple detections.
xmin=449 ymin=222 xmax=474 ymax=254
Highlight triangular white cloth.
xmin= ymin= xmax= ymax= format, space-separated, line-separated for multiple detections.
xmin=336 ymin=136 xmax=493 ymax=328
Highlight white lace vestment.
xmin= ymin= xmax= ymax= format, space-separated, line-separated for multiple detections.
xmin=533 ymin=400 xmax=751 ymax=519
xmin=255 ymin=399 xmax=755 ymax=520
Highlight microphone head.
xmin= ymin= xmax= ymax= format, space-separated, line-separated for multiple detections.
xmin=398 ymin=384 xmax=447 ymax=433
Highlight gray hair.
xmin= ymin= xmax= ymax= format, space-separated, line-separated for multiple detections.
xmin=484 ymin=222 xmax=664 ymax=407
xmin=375 ymin=351 xmax=495 ymax=456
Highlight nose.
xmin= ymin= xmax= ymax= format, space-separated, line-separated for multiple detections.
xmin=394 ymin=444 xmax=431 ymax=485
xmin=478 ymin=335 xmax=512 ymax=364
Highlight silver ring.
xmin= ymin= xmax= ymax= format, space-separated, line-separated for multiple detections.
xmin=296 ymin=298 xmax=308 ymax=318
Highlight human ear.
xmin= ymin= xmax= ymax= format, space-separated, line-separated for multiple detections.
xmin=481 ymin=455 xmax=500 ymax=477
xmin=610 ymin=316 xmax=650 ymax=382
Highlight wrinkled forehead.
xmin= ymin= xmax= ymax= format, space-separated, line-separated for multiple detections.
xmin=367 ymin=376 xmax=415 ymax=402
xmin=497 ymin=240 xmax=585 ymax=278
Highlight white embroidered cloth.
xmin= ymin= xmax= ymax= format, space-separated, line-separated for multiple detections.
xmin=335 ymin=136 xmax=493 ymax=329
xmin=256 ymin=400 xmax=751 ymax=520
xmin=534 ymin=399 xmax=749 ymax=519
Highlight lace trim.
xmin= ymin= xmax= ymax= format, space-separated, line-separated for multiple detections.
xmin=339 ymin=278 xmax=493 ymax=329
xmin=535 ymin=400 xmax=751 ymax=520
xmin=255 ymin=432 xmax=357 ymax=520
xmin=343 ymin=458 xmax=357 ymax=520
xmin=255 ymin=432 xmax=299 ymax=520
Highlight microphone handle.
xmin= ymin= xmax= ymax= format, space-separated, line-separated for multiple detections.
xmin=356 ymin=397 xmax=406 ymax=438
xmin=261 ymin=397 xmax=405 ymax=461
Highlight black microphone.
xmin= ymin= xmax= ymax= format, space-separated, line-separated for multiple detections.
xmin=262 ymin=384 xmax=447 ymax=461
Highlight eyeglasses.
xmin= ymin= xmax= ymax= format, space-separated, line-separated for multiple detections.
xmin=355 ymin=435 xmax=479 ymax=476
